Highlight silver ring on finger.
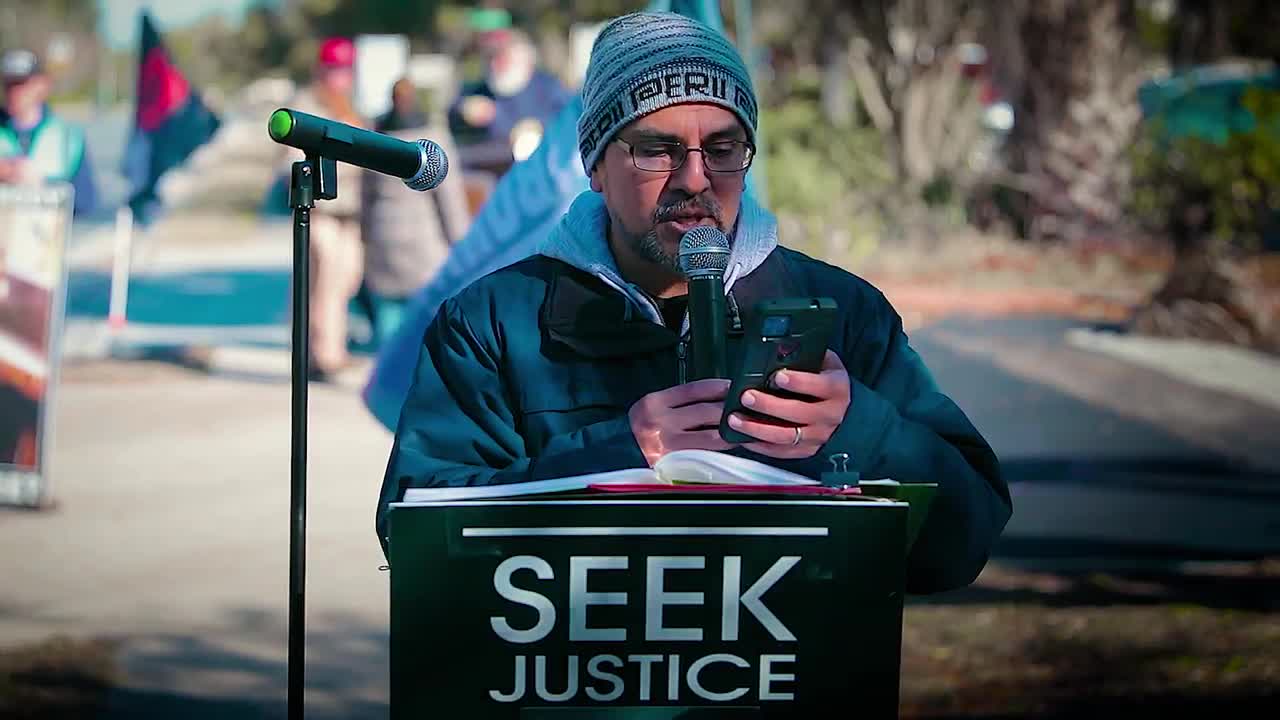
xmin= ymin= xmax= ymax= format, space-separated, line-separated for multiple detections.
xmin=791 ymin=426 xmax=803 ymax=446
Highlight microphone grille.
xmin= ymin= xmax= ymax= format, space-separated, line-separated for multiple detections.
xmin=678 ymin=226 xmax=730 ymax=277
xmin=404 ymin=139 xmax=449 ymax=191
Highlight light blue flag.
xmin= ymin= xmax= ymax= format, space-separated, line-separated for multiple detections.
xmin=362 ymin=0 xmax=757 ymax=430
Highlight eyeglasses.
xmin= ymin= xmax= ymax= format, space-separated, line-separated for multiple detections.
xmin=615 ymin=138 xmax=755 ymax=173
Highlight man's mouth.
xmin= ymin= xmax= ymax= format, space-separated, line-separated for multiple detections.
xmin=661 ymin=213 xmax=716 ymax=232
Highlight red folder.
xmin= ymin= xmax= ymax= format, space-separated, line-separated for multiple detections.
xmin=586 ymin=483 xmax=862 ymax=496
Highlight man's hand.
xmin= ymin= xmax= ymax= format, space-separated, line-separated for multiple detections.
xmin=726 ymin=350 xmax=852 ymax=460
xmin=0 ymin=157 xmax=34 ymax=185
xmin=0 ymin=158 xmax=20 ymax=183
xmin=629 ymin=378 xmax=736 ymax=467
xmin=460 ymin=95 xmax=497 ymax=127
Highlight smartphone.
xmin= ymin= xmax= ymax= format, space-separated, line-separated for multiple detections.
xmin=719 ymin=297 xmax=837 ymax=444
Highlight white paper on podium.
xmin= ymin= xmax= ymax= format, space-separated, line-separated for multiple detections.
xmin=400 ymin=450 xmax=818 ymax=503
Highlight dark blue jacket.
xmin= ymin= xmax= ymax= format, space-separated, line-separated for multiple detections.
xmin=378 ymin=244 xmax=1011 ymax=594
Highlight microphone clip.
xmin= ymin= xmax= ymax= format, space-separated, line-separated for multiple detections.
xmin=289 ymin=153 xmax=338 ymax=209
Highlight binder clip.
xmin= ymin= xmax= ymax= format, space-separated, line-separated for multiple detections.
xmin=821 ymin=452 xmax=860 ymax=488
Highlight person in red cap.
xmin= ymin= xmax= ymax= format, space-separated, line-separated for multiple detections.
xmin=277 ymin=37 xmax=368 ymax=381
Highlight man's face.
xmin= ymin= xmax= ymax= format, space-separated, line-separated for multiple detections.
xmin=318 ymin=66 xmax=353 ymax=95
xmin=392 ymin=82 xmax=416 ymax=112
xmin=591 ymin=103 xmax=748 ymax=274
xmin=3 ymin=75 xmax=49 ymax=115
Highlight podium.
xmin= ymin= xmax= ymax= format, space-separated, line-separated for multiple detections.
xmin=388 ymin=495 xmax=920 ymax=718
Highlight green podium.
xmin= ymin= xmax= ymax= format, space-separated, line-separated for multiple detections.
xmin=389 ymin=495 xmax=921 ymax=718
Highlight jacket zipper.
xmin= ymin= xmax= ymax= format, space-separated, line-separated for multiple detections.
xmin=676 ymin=338 xmax=688 ymax=384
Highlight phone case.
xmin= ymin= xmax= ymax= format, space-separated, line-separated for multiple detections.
xmin=719 ymin=297 xmax=837 ymax=444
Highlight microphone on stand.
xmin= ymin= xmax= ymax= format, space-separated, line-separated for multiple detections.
xmin=267 ymin=108 xmax=449 ymax=191
xmin=678 ymin=226 xmax=731 ymax=380
xmin=266 ymin=106 xmax=450 ymax=720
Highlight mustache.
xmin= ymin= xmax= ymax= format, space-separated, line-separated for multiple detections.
xmin=652 ymin=194 xmax=723 ymax=225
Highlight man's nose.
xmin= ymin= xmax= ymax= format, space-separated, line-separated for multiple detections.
xmin=668 ymin=150 xmax=711 ymax=196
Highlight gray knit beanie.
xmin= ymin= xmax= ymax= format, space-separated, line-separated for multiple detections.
xmin=577 ymin=11 xmax=758 ymax=175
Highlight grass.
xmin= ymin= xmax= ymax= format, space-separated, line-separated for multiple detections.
xmin=901 ymin=604 xmax=1279 ymax=717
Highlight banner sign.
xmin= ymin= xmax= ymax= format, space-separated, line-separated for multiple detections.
xmin=389 ymin=498 xmax=908 ymax=718
xmin=0 ymin=183 xmax=73 ymax=507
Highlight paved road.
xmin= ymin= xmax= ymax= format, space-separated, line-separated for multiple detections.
xmin=913 ymin=315 xmax=1280 ymax=564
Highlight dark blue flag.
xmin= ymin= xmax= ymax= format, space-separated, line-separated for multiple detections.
xmin=122 ymin=11 xmax=220 ymax=225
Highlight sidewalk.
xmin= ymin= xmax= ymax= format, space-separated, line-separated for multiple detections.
xmin=1 ymin=362 xmax=393 ymax=719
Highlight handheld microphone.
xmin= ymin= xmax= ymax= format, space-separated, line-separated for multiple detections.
xmin=678 ymin=226 xmax=731 ymax=380
xmin=267 ymin=108 xmax=449 ymax=191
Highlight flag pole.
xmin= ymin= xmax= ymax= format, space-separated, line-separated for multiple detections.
xmin=106 ymin=205 xmax=133 ymax=336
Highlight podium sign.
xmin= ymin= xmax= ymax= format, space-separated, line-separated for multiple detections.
xmin=390 ymin=498 xmax=909 ymax=718
xmin=0 ymin=184 xmax=72 ymax=507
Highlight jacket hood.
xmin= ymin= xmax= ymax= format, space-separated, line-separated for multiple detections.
xmin=536 ymin=190 xmax=779 ymax=328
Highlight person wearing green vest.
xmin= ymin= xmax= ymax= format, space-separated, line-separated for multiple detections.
xmin=0 ymin=49 xmax=97 ymax=216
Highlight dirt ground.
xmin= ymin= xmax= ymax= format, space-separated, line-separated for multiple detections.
xmin=901 ymin=562 xmax=1280 ymax=718
xmin=5 ymin=562 xmax=1277 ymax=719
xmin=0 ymin=637 xmax=117 ymax=720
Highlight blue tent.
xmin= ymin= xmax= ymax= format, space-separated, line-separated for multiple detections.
xmin=362 ymin=0 xmax=763 ymax=430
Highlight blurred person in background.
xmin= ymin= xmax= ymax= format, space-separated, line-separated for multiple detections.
xmin=448 ymin=11 xmax=572 ymax=179
xmin=375 ymin=78 xmax=428 ymax=133
xmin=0 ymin=49 xmax=96 ymax=216
xmin=360 ymin=78 xmax=471 ymax=348
xmin=277 ymin=37 xmax=367 ymax=382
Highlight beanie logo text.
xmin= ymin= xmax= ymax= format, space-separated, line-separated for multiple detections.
xmin=630 ymin=70 xmax=727 ymax=108
xmin=581 ymin=64 xmax=756 ymax=163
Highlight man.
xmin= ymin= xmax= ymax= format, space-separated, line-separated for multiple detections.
xmin=361 ymin=78 xmax=471 ymax=348
xmin=379 ymin=12 xmax=1011 ymax=594
xmin=0 ymin=49 xmax=96 ymax=215
xmin=375 ymin=78 xmax=428 ymax=134
xmin=447 ymin=25 xmax=572 ymax=168
xmin=277 ymin=37 xmax=366 ymax=381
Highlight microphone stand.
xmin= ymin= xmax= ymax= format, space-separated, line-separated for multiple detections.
xmin=287 ymin=153 xmax=336 ymax=720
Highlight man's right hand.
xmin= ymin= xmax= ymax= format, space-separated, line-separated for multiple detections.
xmin=0 ymin=157 xmax=34 ymax=184
xmin=629 ymin=378 xmax=736 ymax=467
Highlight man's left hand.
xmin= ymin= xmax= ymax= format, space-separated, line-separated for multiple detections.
xmin=726 ymin=350 xmax=851 ymax=459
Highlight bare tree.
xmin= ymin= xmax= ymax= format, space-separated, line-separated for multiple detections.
xmin=844 ymin=0 xmax=990 ymax=198
xmin=987 ymin=0 xmax=1149 ymax=245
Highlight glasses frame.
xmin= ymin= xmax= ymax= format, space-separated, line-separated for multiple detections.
xmin=615 ymin=137 xmax=756 ymax=174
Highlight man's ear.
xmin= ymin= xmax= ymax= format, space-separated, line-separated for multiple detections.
xmin=589 ymin=165 xmax=603 ymax=193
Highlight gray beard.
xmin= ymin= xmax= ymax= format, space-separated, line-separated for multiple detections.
xmin=612 ymin=215 xmax=683 ymax=275
xmin=609 ymin=194 xmax=727 ymax=277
